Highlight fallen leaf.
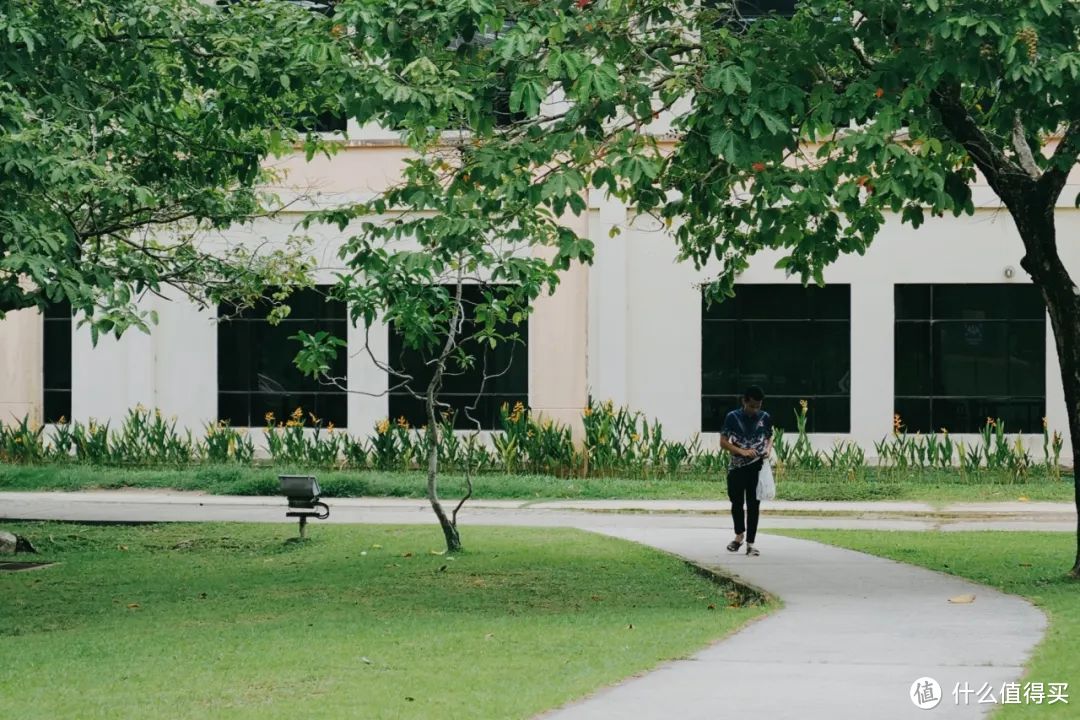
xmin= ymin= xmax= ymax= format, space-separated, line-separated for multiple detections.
xmin=405 ymin=697 xmax=415 ymax=702
xmin=484 ymin=633 xmax=495 ymax=640
xmin=360 ymin=657 xmax=372 ymax=664
xmin=430 ymin=549 xmax=446 ymax=556
xmin=438 ymin=565 xmax=447 ymax=572
xmin=360 ymin=551 xmax=368 ymax=556
xmin=707 ymin=604 xmax=716 ymax=610
xmin=1019 ymin=563 xmax=1032 ymax=568
xmin=591 ymin=595 xmax=603 ymax=601
xmin=118 ymin=545 xmax=128 ymax=551
xmin=1018 ymin=496 xmax=1030 ymax=502
xmin=371 ymin=544 xmax=383 ymax=549
xmin=948 ymin=594 xmax=976 ymax=604
xmin=127 ymin=603 xmax=141 ymax=609
xmin=402 ymin=552 xmax=413 ymax=558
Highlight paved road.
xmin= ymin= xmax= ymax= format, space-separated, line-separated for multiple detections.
xmin=0 ymin=491 xmax=1056 ymax=719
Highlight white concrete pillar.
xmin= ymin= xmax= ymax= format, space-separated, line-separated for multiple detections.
xmin=0 ymin=307 xmax=43 ymax=425
xmin=587 ymin=195 xmax=630 ymax=407
xmin=1044 ymin=313 xmax=1073 ymax=464
xmin=347 ymin=317 xmax=389 ymax=434
xmin=153 ymin=293 xmax=216 ymax=432
xmin=625 ymin=222 xmax=701 ymax=439
xmin=72 ymin=311 xmax=155 ymax=425
xmin=530 ymin=208 xmax=590 ymax=439
xmin=850 ymin=281 xmax=895 ymax=458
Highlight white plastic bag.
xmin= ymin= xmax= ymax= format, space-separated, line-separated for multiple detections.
xmin=756 ymin=461 xmax=776 ymax=501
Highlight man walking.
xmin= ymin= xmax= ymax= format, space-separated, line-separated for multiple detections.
xmin=719 ymin=386 xmax=773 ymax=557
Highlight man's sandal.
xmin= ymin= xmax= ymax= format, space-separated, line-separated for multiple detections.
xmin=726 ymin=540 xmax=743 ymax=552
xmin=746 ymin=545 xmax=760 ymax=557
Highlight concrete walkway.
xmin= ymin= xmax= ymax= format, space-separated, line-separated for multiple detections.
xmin=1 ymin=491 xmax=1075 ymax=532
xmin=0 ymin=491 xmax=1055 ymax=719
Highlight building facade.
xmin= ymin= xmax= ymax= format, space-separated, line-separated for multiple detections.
xmin=1 ymin=120 xmax=1078 ymax=463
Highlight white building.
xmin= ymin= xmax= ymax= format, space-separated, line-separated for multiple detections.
xmin=2 ymin=117 xmax=1078 ymax=464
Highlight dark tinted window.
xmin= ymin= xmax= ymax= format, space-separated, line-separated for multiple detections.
xmin=217 ymin=287 xmax=347 ymax=427
xmin=894 ymin=284 xmax=1045 ymax=432
xmin=702 ymin=284 xmax=850 ymax=432
xmin=388 ymin=285 xmax=528 ymax=430
xmin=43 ymin=299 xmax=72 ymax=423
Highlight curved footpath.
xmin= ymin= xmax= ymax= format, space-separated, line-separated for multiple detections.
xmin=1 ymin=492 xmax=1055 ymax=719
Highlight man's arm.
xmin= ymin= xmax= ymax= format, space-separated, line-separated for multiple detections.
xmin=720 ymin=434 xmax=754 ymax=458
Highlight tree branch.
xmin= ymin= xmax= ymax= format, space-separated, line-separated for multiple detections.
xmin=1038 ymin=122 xmax=1080 ymax=205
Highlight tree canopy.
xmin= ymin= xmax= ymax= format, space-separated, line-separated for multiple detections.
xmin=0 ymin=0 xmax=349 ymax=338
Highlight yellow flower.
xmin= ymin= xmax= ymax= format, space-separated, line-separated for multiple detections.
xmin=291 ymin=406 xmax=304 ymax=421
xmin=264 ymin=411 xmax=275 ymax=425
xmin=376 ymin=419 xmax=390 ymax=435
xmin=309 ymin=411 xmax=319 ymax=424
xmin=396 ymin=416 xmax=409 ymax=429
xmin=892 ymin=413 xmax=903 ymax=434
xmin=940 ymin=428 xmax=948 ymax=436
xmin=58 ymin=416 xmax=67 ymax=425
xmin=286 ymin=420 xmax=301 ymax=428
xmin=327 ymin=422 xmax=335 ymax=434
xmin=583 ymin=407 xmax=593 ymax=417
xmin=1042 ymin=417 xmax=1048 ymax=430
xmin=630 ymin=433 xmax=640 ymax=442
xmin=799 ymin=399 xmax=808 ymax=412
xmin=135 ymin=403 xmax=147 ymax=413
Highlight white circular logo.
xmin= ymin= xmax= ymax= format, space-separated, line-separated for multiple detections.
xmin=910 ymin=677 xmax=942 ymax=709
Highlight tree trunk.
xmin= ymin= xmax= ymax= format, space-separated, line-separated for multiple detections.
xmin=1012 ymin=195 xmax=1080 ymax=577
xmin=423 ymin=275 xmax=467 ymax=554
xmin=425 ymin=404 xmax=462 ymax=554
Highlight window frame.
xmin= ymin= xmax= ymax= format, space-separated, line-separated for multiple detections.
xmin=42 ymin=299 xmax=73 ymax=423
xmin=893 ymin=283 xmax=1046 ymax=433
xmin=701 ymin=283 xmax=852 ymax=433
xmin=216 ymin=286 xmax=348 ymax=428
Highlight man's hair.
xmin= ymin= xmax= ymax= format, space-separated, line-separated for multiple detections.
xmin=743 ymin=385 xmax=765 ymax=402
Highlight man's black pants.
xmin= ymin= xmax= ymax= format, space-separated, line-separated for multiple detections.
xmin=727 ymin=460 xmax=762 ymax=544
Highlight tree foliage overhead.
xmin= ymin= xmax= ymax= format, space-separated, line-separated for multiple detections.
xmin=334 ymin=0 xmax=1078 ymax=296
xmin=0 ymin=0 xmax=349 ymax=336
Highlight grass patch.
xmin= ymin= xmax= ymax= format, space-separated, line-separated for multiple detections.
xmin=771 ymin=529 xmax=1078 ymax=719
xmin=0 ymin=522 xmax=767 ymax=719
xmin=0 ymin=463 xmax=1074 ymax=503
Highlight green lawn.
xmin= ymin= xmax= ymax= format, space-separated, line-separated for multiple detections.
xmin=772 ymin=529 xmax=1078 ymax=719
xmin=0 ymin=523 xmax=768 ymax=720
xmin=0 ymin=463 xmax=1074 ymax=503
